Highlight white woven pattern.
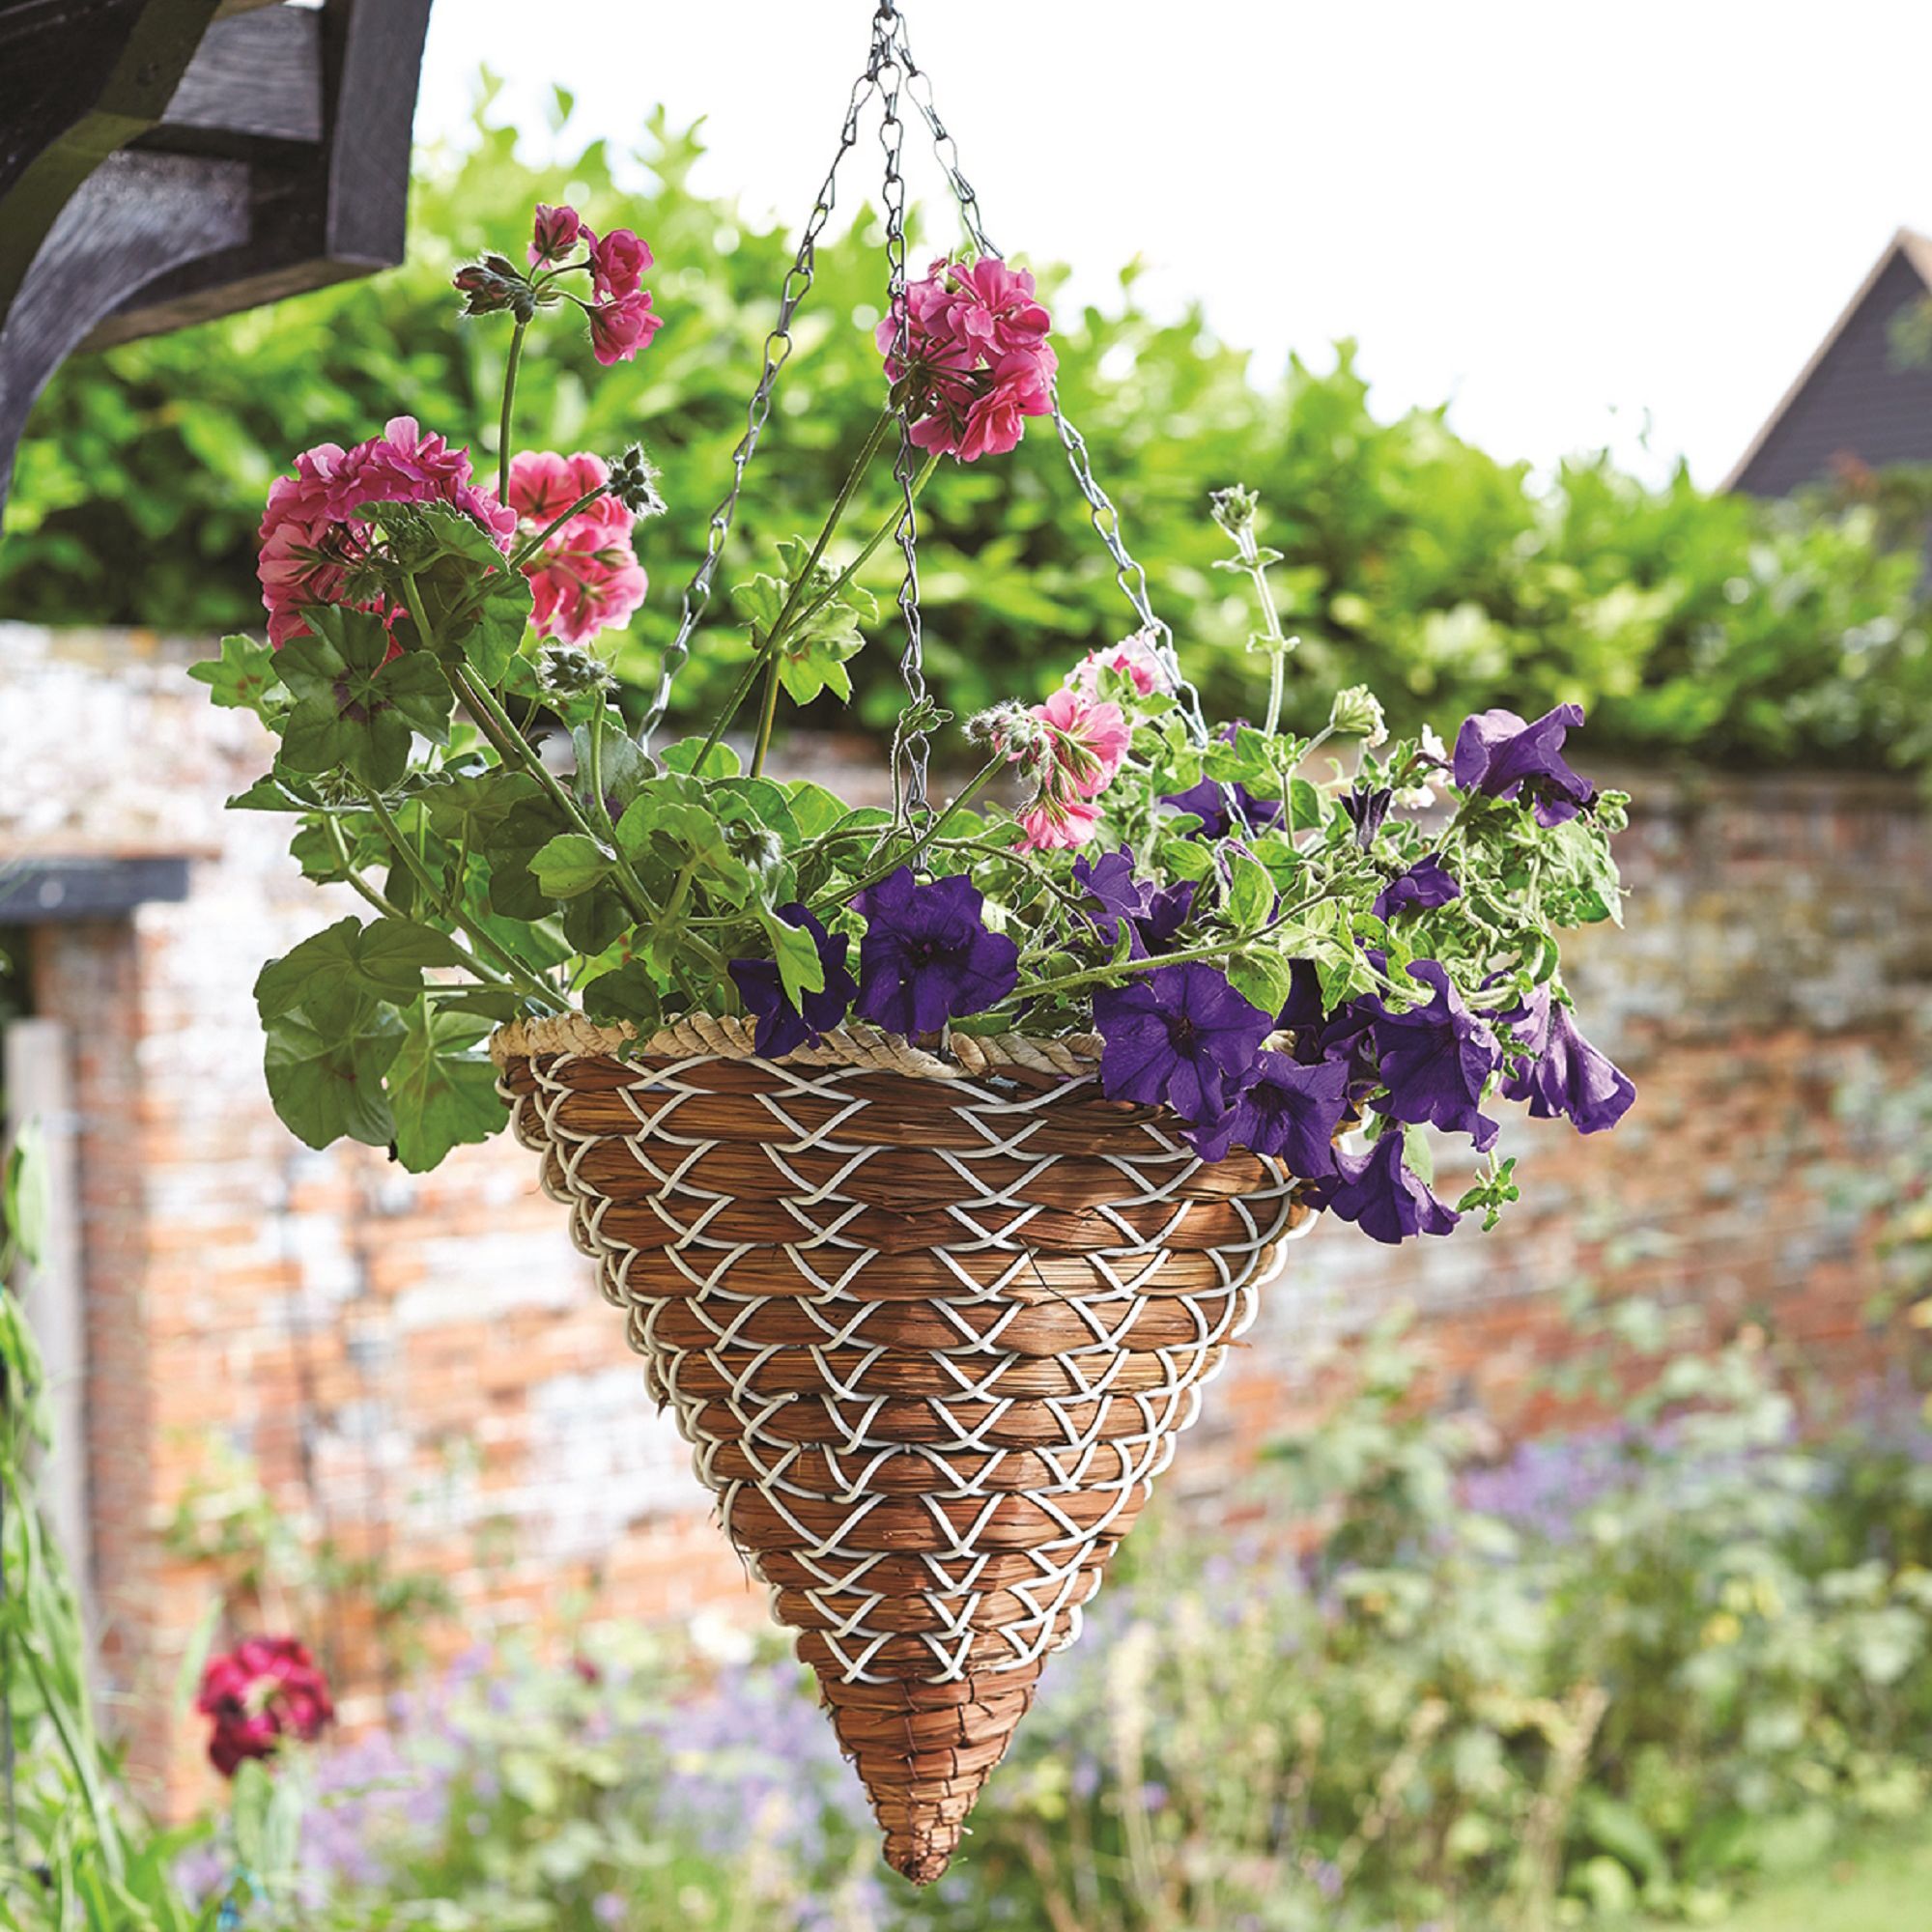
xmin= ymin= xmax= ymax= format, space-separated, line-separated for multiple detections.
xmin=499 ymin=1044 xmax=1314 ymax=1689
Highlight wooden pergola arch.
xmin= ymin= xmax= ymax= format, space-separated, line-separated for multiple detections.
xmin=0 ymin=0 xmax=435 ymax=518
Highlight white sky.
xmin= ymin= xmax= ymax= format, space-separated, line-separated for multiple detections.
xmin=415 ymin=1 xmax=1932 ymax=487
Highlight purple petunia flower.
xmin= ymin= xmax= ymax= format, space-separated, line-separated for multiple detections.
xmin=727 ymin=903 xmax=857 ymax=1057
xmin=851 ymin=867 xmax=1019 ymax=1036
xmin=1500 ymin=984 xmax=1634 ymax=1133
xmin=1339 ymin=784 xmax=1392 ymax=849
xmin=1373 ymin=854 xmax=1461 ymax=921
xmin=1160 ymin=726 xmax=1284 ymax=840
xmin=1367 ymin=958 xmax=1501 ymax=1151
xmin=1186 ymin=1049 xmax=1350 ymax=1175
xmin=1276 ymin=959 xmax=1378 ymax=1079
xmin=1452 ymin=703 xmax=1595 ymax=826
xmin=1094 ymin=963 xmax=1273 ymax=1124
xmin=1071 ymin=849 xmax=1198 ymax=959
xmin=1307 ymin=1131 xmax=1461 ymax=1244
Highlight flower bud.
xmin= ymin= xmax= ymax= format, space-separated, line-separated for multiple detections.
xmin=1209 ymin=484 xmax=1262 ymax=540
xmin=536 ymin=643 xmax=616 ymax=697
xmin=607 ymin=443 xmax=667 ymax=519
xmin=1328 ymin=684 xmax=1388 ymax=747
xmin=530 ymin=203 xmax=586 ymax=266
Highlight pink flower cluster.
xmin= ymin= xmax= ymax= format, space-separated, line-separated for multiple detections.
xmin=1068 ymin=631 xmax=1175 ymax=700
xmin=196 ymin=1635 xmax=333 ymax=1778
xmin=1006 ymin=686 xmax=1131 ymax=853
xmin=508 ymin=450 xmax=648 ymax=646
xmin=257 ymin=416 xmax=515 ymax=647
xmin=876 ymin=257 xmax=1056 ymax=462
xmin=528 ymin=203 xmax=663 ymax=367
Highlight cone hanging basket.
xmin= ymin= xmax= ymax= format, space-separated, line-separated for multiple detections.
xmin=493 ymin=1012 xmax=1317 ymax=1882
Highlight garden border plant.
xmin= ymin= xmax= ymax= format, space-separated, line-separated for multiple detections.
xmin=194 ymin=0 xmax=1635 ymax=1884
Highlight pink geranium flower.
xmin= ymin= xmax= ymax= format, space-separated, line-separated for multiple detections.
xmin=1017 ymin=793 xmax=1102 ymax=853
xmin=1032 ymin=686 xmax=1130 ymax=798
xmin=588 ymin=290 xmax=663 ymax=366
xmin=589 ymin=228 xmax=653 ymax=300
xmin=877 ymin=256 xmax=1056 ymax=462
xmin=529 ymin=203 xmax=585 ymax=267
xmin=509 ymin=449 xmax=647 ymax=645
xmin=1070 ymin=631 xmax=1174 ymax=699
xmin=256 ymin=417 xmax=514 ymax=647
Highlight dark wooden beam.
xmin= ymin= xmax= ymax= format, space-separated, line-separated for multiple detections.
xmin=0 ymin=857 xmax=192 ymax=923
xmin=0 ymin=0 xmax=434 ymax=518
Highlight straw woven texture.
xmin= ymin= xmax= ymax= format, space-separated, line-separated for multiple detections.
xmin=494 ymin=1019 xmax=1315 ymax=1883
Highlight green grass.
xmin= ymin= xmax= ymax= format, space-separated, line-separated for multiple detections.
xmin=1657 ymin=1830 xmax=1932 ymax=1931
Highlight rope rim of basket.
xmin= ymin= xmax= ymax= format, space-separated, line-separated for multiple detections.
xmin=489 ymin=1011 xmax=1106 ymax=1082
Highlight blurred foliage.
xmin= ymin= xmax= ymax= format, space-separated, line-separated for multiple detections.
xmin=5 ymin=88 xmax=1931 ymax=770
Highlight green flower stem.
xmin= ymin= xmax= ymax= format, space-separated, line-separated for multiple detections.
xmin=507 ymin=486 xmax=608 ymax=572
xmin=788 ymin=451 xmax=941 ymax=637
xmin=497 ymin=318 xmax=528 ymax=504
xmin=1229 ymin=525 xmax=1293 ymax=737
xmin=351 ymin=783 xmax=562 ymax=1009
xmin=699 ymin=408 xmax=896 ymax=776
xmin=807 ymin=754 xmax=1007 ymax=912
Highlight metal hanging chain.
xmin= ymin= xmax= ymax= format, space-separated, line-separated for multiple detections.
xmin=886 ymin=10 xmax=1209 ymax=743
xmin=871 ymin=5 xmax=932 ymax=819
xmin=639 ymin=43 xmax=888 ymax=743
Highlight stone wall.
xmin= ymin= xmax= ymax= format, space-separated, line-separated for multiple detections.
xmin=3 ymin=625 xmax=1928 ymax=1806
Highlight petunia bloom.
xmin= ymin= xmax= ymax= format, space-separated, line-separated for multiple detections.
xmin=587 ymin=289 xmax=663 ymax=366
xmin=877 ymin=256 xmax=1057 ymax=462
xmin=1452 ymin=703 xmax=1595 ymax=826
xmin=1093 ymin=963 xmax=1273 ymax=1124
xmin=1307 ymin=1132 xmax=1461 ymax=1245
xmin=1071 ymin=849 xmax=1195 ymax=958
xmin=508 ymin=450 xmax=646 ymax=645
xmin=852 ymin=868 xmax=1019 ymax=1036
xmin=1500 ymin=985 xmax=1635 ymax=1134
xmin=196 ymin=1635 xmax=334 ymax=1777
xmin=257 ymin=416 xmax=515 ymax=648
xmin=1340 ymin=784 xmax=1393 ymax=850
xmin=1373 ymin=855 xmax=1462 ymax=921
xmin=728 ymin=903 xmax=858 ymax=1058
xmin=1367 ymin=958 xmax=1501 ymax=1151
xmin=1186 ymin=1050 xmax=1350 ymax=1175
xmin=1160 ymin=775 xmax=1284 ymax=841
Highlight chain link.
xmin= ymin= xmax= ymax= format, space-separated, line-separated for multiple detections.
xmin=639 ymin=41 xmax=886 ymax=743
xmin=887 ymin=9 xmax=1208 ymax=742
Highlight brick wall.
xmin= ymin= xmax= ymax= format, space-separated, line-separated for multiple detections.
xmin=3 ymin=625 xmax=1928 ymax=1806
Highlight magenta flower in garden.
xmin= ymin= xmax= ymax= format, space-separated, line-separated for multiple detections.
xmin=590 ymin=227 xmax=654 ymax=299
xmin=729 ymin=904 xmax=858 ymax=1057
xmin=257 ymin=416 xmax=515 ymax=647
xmin=1186 ymin=1050 xmax=1350 ymax=1175
xmin=196 ymin=1635 xmax=334 ymax=1777
xmin=877 ymin=255 xmax=1057 ymax=461
xmin=1093 ymin=964 xmax=1272 ymax=1124
xmin=588 ymin=289 xmax=663 ymax=366
xmin=507 ymin=450 xmax=647 ymax=644
xmin=1307 ymin=1132 xmax=1461 ymax=1245
xmin=529 ymin=202 xmax=585 ymax=266
xmin=1374 ymin=855 xmax=1461 ymax=920
xmin=1453 ymin=702 xmax=1596 ymax=825
xmin=1501 ymin=985 xmax=1635 ymax=1133
xmin=852 ymin=868 xmax=1018 ymax=1035
xmin=1368 ymin=958 xmax=1501 ymax=1151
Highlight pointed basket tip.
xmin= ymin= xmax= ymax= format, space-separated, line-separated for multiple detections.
xmin=885 ymin=1826 xmax=961 ymax=1887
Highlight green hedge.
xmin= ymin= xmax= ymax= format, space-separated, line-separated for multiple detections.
xmin=5 ymin=93 xmax=1928 ymax=770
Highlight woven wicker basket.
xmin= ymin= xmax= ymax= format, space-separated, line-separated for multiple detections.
xmin=492 ymin=1013 xmax=1317 ymax=1884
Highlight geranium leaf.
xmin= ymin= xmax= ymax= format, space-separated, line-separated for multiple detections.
xmin=189 ymin=635 xmax=286 ymax=723
xmin=262 ymin=1010 xmax=401 ymax=1151
xmin=385 ymin=1002 xmax=505 ymax=1172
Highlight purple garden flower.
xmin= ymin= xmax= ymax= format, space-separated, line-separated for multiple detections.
xmin=1500 ymin=984 xmax=1635 ymax=1133
xmin=851 ymin=867 xmax=1019 ymax=1036
xmin=1186 ymin=1049 xmax=1350 ymax=1175
xmin=1277 ymin=959 xmax=1378 ymax=1079
xmin=1339 ymin=784 xmax=1392 ymax=849
xmin=1161 ymin=726 xmax=1284 ymax=839
xmin=1368 ymin=958 xmax=1501 ymax=1151
xmin=1373 ymin=854 xmax=1461 ymax=920
xmin=727 ymin=903 xmax=857 ymax=1057
xmin=1307 ymin=1131 xmax=1461 ymax=1244
xmin=1453 ymin=702 xmax=1595 ymax=825
xmin=1094 ymin=963 xmax=1273 ymax=1123
xmin=1072 ymin=848 xmax=1197 ymax=958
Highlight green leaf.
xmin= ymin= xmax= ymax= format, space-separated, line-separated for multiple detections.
xmin=1229 ymin=951 xmax=1294 ymax=1018
xmin=761 ymin=908 xmax=826 ymax=1005
xmin=385 ymin=1003 xmax=506 ymax=1172
xmin=189 ymin=635 xmax=286 ymax=723
xmin=784 ymin=781 xmax=849 ymax=839
xmin=1401 ymin=1122 xmax=1435 ymax=1185
xmin=276 ymin=606 xmax=453 ymax=787
xmin=659 ymin=737 xmax=740 ymax=778
xmin=367 ymin=500 xmax=532 ymax=682
xmin=529 ymin=833 xmax=612 ymax=899
xmin=582 ymin=960 xmax=665 ymax=1028
xmin=1224 ymin=850 xmax=1277 ymax=934
xmin=262 ymin=1010 xmax=401 ymax=1150
xmin=254 ymin=917 xmax=462 ymax=1033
